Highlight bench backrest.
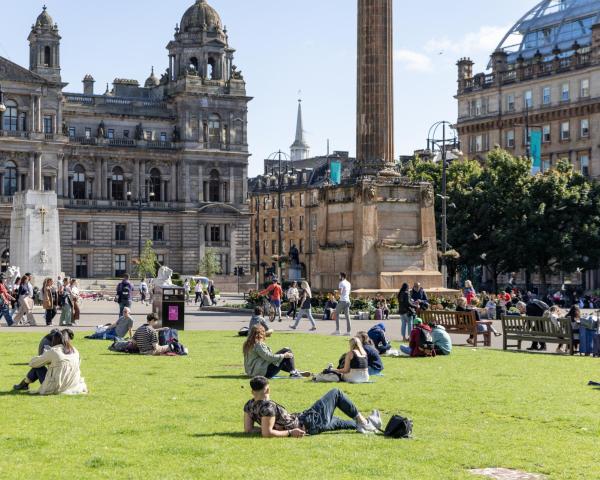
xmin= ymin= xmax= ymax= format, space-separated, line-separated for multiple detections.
xmin=501 ymin=315 xmax=572 ymax=337
xmin=421 ymin=310 xmax=477 ymax=329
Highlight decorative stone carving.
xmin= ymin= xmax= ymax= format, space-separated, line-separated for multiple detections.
xmin=97 ymin=120 xmax=106 ymax=139
xmin=421 ymin=185 xmax=434 ymax=207
xmin=155 ymin=265 xmax=175 ymax=287
xmin=6 ymin=266 xmax=20 ymax=290
xmin=364 ymin=185 xmax=376 ymax=201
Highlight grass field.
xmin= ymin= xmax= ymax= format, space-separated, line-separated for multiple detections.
xmin=1 ymin=331 xmax=599 ymax=480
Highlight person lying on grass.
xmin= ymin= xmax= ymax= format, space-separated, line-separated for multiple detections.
xmin=243 ymin=376 xmax=381 ymax=437
xmin=86 ymin=306 xmax=134 ymax=341
xmin=332 ymin=337 xmax=370 ymax=383
xmin=132 ymin=313 xmax=170 ymax=356
xmin=13 ymin=328 xmax=87 ymax=395
xmin=248 ymin=306 xmax=273 ymax=337
xmin=243 ymin=325 xmax=310 ymax=379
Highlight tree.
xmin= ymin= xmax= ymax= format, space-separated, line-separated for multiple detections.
xmin=198 ymin=249 xmax=221 ymax=278
xmin=137 ymin=240 xmax=158 ymax=279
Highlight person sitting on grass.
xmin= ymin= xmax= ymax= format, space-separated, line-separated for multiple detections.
xmin=356 ymin=331 xmax=384 ymax=375
xmin=243 ymin=376 xmax=380 ymax=437
xmin=429 ymin=323 xmax=452 ymax=355
xmin=86 ymin=307 xmax=134 ymax=341
xmin=333 ymin=337 xmax=370 ymax=383
xmin=400 ymin=318 xmax=432 ymax=357
xmin=367 ymin=323 xmax=392 ymax=354
xmin=248 ymin=306 xmax=273 ymax=337
xmin=243 ymin=325 xmax=310 ymax=379
xmin=132 ymin=313 xmax=170 ymax=356
xmin=13 ymin=328 xmax=87 ymax=395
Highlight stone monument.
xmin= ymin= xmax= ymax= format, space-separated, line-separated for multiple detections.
xmin=10 ymin=190 xmax=62 ymax=282
xmin=310 ymin=0 xmax=443 ymax=293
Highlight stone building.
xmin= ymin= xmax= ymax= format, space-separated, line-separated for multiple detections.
xmin=0 ymin=1 xmax=251 ymax=285
xmin=455 ymin=0 xmax=600 ymax=289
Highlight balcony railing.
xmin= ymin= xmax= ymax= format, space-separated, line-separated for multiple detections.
xmin=147 ymin=140 xmax=174 ymax=149
xmin=108 ymin=138 xmax=136 ymax=147
xmin=70 ymin=136 xmax=97 ymax=145
xmin=206 ymin=241 xmax=231 ymax=248
xmin=0 ymin=130 xmax=30 ymax=139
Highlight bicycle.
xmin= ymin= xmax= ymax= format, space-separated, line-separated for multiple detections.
xmin=261 ymin=297 xmax=276 ymax=323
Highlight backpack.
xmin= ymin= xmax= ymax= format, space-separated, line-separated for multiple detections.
xmin=169 ymin=341 xmax=188 ymax=356
xmin=418 ymin=327 xmax=436 ymax=357
xmin=118 ymin=282 xmax=130 ymax=302
xmin=238 ymin=327 xmax=250 ymax=337
xmin=158 ymin=328 xmax=179 ymax=346
xmin=383 ymin=415 xmax=413 ymax=439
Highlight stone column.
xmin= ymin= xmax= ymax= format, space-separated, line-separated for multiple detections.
xmin=94 ymin=158 xmax=102 ymax=199
xmin=29 ymin=155 xmax=35 ymax=190
xmin=229 ymin=166 xmax=235 ymax=204
xmin=184 ymin=161 xmax=190 ymax=203
xmin=170 ymin=163 xmax=177 ymax=201
xmin=0 ymin=174 xmax=4 ymax=196
xmin=242 ymin=166 xmax=248 ymax=203
xmin=230 ymin=223 xmax=237 ymax=273
xmin=356 ymin=0 xmax=395 ymax=174
xmin=30 ymin=95 xmax=36 ymax=132
xmin=160 ymin=181 xmax=166 ymax=203
xmin=102 ymin=159 xmax=109 ymax=199
xmin=37 ymin=96 xmax=42 ymax=133
xmin=133 ymin=159 xmax=140 ymax=198
xmin=198 ymin=164 xmax=203 ymax=202
xmin=63 ymin=157 xmax=69 ymax=197
xmin=35 ymin=153 xmax=42 ymax=190
xmin=199 ymin=223 xmax=206 ymax=265
xmin=57 ymin=154 xmax=64 ymax=196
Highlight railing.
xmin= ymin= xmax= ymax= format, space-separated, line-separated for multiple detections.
xmin=65 ymin=94 xmax=95 ymax=105
xmin=70 ymin=136 xmax=97 ymax=145
xmin=74 ymin=239 xmax=90 ymax=245
xmin=147 ymin=140 xmax=174 ymax=149
xmin=115 ymin=240 xmax=129 ymax=246
xmin=44 ymin=133 xmax=55 ymax=141
xmin=108 ymin=138 xmax=136 ymax=147
xmin=206 ymin=241 xmax=231 ymax=248
xmin=0 ymin=196 xmax=13 ymax=204
xmin=0 ymin=130 xmax=30 ymax=139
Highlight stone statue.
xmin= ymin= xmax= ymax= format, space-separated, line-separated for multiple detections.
xmin=135 ymin=123 xmax=144 ymax=141
xmin=97 ymin=120 xmax=106 ymax=139
xmin=6 ymin=265 xmax=20 ymax=290
xmin=289 ymin=244 xmax=300 ymax=266
xmin=39 ymin=249 xmax=48 ymax=265
xmin=421 ymin=185 xmax=434 ymax=207
xmin=172 ymin=125 xmax=180 ymax=142
xmin=231 ymin=65 xmax=244 ymax=80
xmin=155 ymin=266 xmax=175 ymax=287
xmin=62 ymin=121 xmax=68 ymax=136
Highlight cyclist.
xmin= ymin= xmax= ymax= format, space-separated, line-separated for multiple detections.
xmin=260 ymin=279 xmax=283 ymax=323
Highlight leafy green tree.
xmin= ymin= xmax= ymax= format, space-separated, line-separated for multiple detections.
xmin=137 ymin=240 xmax=158 ymax=279
xmin=198 ymin=248 xmax=221 ymax=278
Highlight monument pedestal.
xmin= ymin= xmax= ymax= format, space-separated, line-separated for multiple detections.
xmin=10 ymin=191 xmax=62 ymax=283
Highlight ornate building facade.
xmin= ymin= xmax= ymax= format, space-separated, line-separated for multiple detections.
xmin=0 ymin=1 xmax=251 ymax=283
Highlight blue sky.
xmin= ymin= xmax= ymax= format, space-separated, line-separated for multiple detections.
xmin=2 ymin=0 xmax=539 ymax=175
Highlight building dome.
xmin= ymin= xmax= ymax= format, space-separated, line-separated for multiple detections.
xmin=144 ymin=67 xmax=160 ymax=88
xmin=35 ymin=6 xmax=54 ymax=28
xmin=493 ymin=0 xmax=600 ymax=66
xmin=180 ymin=0 xmax=223 ymax=33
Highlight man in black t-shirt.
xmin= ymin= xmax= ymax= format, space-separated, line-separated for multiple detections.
xmin=243 ymin=376 xmax=379 ymax=437
xmin=526 ymin=299 xmax=549 ymax=351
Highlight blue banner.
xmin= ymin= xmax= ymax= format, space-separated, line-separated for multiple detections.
xmin=330 ymin=160 xmax=341 ymax=185
xmin=530 ymin=130 xmax=542 ymax=174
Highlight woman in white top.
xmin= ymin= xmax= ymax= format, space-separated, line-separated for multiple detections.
xmin=334 ymin=337 xmax=370 ymax=384
xmin=285 ymin=282 xmax=299 ymax=320
xmin=13 ymin=329 xmax=87 ymax=395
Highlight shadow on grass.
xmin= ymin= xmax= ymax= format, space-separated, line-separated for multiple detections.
xmin=9 ymin=363 xmax=29 ymax=366
xmin=191 ymin=432 xmax=254 ymax=438
xmin=197 ymin=375 xmax=247 ymax=380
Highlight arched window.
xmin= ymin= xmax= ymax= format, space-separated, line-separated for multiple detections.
xmin=149 ymin=168 xmax=161 ymax=201
xmin=208 ymin=57 xmax=216 ymax=79
xmin=111 ymin=166 xmax=125 ymax=200
xmin=208 ymin=114 xmax=221 ymax=148
xmin=73 ymin=165 xmax=86 ymax=199
xmin=3 ymin=161 xmax=17 ymax=196
xmin=44 ymin=46 xmax=52 ymax=67
xmin=2 ymin=101 xmax=17 ymax=131
xmin=209 ymin=169 xmax=220 ymax=202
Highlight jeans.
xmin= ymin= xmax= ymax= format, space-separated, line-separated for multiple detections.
xmin=45 ymin=309 xmax=57 ymax=326
xmin=298 ymin=389 xmax=358 ymax=435
xmin=580 ymin=327 xmax=595 ymax=355
xmin=286 ymin=301 xmax=298 ymax=318
xmin=26 ymin=366 xmax=47 ymax=384
xmin=265 ymin=348 xmax=296 ymax=378
xmin=292 ymin=308 xmax=316 ymax=329
xmin=119 ymin=301 xmax=132 ymax=316
xmin=400 ymin=314 xmax=414 ymax=338
xmin=87 ymin=328 xmax=120 ymax=341
xmin=0 ymin=304 xmax=13 ymax=326
xmin=368 ymin=367 xmax=383 ymax=376
xmin=335 ymin=301 xmax=351 ymax=333
xmin=400 ymin=345 xmax=412 ymax=356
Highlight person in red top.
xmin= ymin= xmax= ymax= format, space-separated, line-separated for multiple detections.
xmin=0 ymin=273 xmax=15 ymax=326
xmin=260 ymin=280 xmax=283 ymax=322
xmin=400 ymin=318 xmax=432 ymax=357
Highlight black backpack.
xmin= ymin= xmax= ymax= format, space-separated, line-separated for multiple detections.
xmin=383 ymin=415 xmax=413 ymax=439
xmin=418 ymin=327 xmax=436 ymax=356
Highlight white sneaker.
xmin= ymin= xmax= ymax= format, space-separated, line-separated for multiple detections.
xmin=368 ymin=410 xmax=382 ymax=430
xmin=331 ymin=330 xmax=340 ymax=336
xmin=356 ymin=419 xmax=377 ymax=434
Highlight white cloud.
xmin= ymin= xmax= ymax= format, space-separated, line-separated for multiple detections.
xmin=394 ymin=49 xmax=434 ymax=73
xmin=425 ymin=25 xmax=510 ymax=58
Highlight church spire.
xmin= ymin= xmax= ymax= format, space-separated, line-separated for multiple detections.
xmin=290 ymin=99 xmax=310 ymax=161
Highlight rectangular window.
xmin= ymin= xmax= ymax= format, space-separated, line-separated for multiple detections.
xmin=210 ymin=226 xmax=221 ymax=242
xmin=542 ymin=86 xmax=551 ymax=105
xmin=290 ymin=195 xmax=295 ymax=207
xmin=580 ymin=154 xmax=590 ymax=177
xmin=85 ymin=127 xmax=91 ymax=139
xmin=76 ymin=222 xmax=88 ymax=241
xmin=263 ymin=219 xmax=267 ymax=233
xmin=271 ymin=240 xmax=277 ymax=255
xmin=506 ymin=130 xmax=515 ymax=148
xmin=506 ymin=94 xmax=515 ymax=112
xmin=581 ymin=79 xmax=590 ymax=98
xmin=75 ymin=254 xmax=88 ymax=278
xmin=271 ymin=218 xmax=276 ymax=233
xmin=271 ymin=197 xmax=276 ymax=209
xmin=311 ymin=214 xmax=317 ymax=232
xmin=580 ymin=119 xmax=590 ymax=138
xmin=68 ymin=127 xmax=76 ymax=138
xmin=160 ymin=132 xmax=167 ymax=142
xmin=300 ymin=194 xmax=305 ymax=207
xmin=156 ymin=254 xmax=165 ymax=266
xmin=263 ymin=197 xmax=268 ymax=210
xmin=153 ymin=225 xmax=165 ymax=242
xmin=299 ymin=239 xmax=304 ymax=254
xmin=43 ymin=116 xmax=53 ymax=133
xmin=107 ymin=129 xmax=114 ymax=139
xmin=43 ymin=176 xmax=52 ymax=191
xmin=475 ymin=135 xmax=483 ymax=152
xmin=524 ymin=90 xmax=533 ymax=109
xmin=289 ymin=217 xmax=294 ymax=231
xmin=474 ymin=98 xmax=482 ymax=116
xmin=145 ymin=131 xmax=153 ymax=140
xmin=299 ymin=216 xmax=304 ymax=231
xmin=123 ymin=130 xmax=130 ymax=138
xmin=561 ymin=82 xmax=570 ymax=101
xmin=115 ymin=224 xmax=127 ymax=241
xmin=543 ymin=125 xmax=551 ymax=143
xmin=542 ymin=157 xmax=551 ymax=172
xmin=114 ymin=254 xmax=127 ymax=277
xmin=281 ymin=218 xmax=285 ymax=232
xmin=561 ymin=121 xmax=570 ymax=140
xmin=263 ymin=240 xmax=267 ymax=255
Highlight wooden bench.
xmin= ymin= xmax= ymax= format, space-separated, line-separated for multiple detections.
xmin=501 ymin=315 xmax=574 ymax=355
xmin=421 ymin=310 xmax=492 ymax=347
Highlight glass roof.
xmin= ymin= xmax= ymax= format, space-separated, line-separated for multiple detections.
xmin=490 ymin=0 xmax=600 ymax=67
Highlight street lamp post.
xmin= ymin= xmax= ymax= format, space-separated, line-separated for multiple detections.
xmin=426 ymin=121 xmax=462 ymax=289
xmin=127 ymin=188 xmax=155 ymax=262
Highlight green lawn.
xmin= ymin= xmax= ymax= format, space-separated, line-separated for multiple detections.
xmin=1 ymin=331 xmax=599 ymax=480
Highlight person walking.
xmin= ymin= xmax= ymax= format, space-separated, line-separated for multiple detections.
xmin=70 ymin=279 xmax=81 ymax=326
xmin=209 ymin=281 xmax=217 ymax=305
xmin=183 ymin=279 xmax=191 ymax=304
xmin=285 ymin=282 xmax=299 ymax=320
xmin=116 ymin=273 xmax=134 ymax=316
xmin=42 ymin=278 xmax=58 ymax=326
xmin=59 ymin=279 xmax=73 ymax=326
xmin=334 ymin=272 xmax=352 ymax=336
xmin=289 ymin=281 xmax=317 ymax=331
xmin=194 ymin=281 xmax=202 ymax=304
xmin=0 ymin=274 xmax=15 ymax=326
xmin=14 ymin=274 xmax=37 ymax=326
xmin=398 ymin=283 xmax=417 ymax=342
xmin=140 ymin=279 xmax=149 ymax=305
